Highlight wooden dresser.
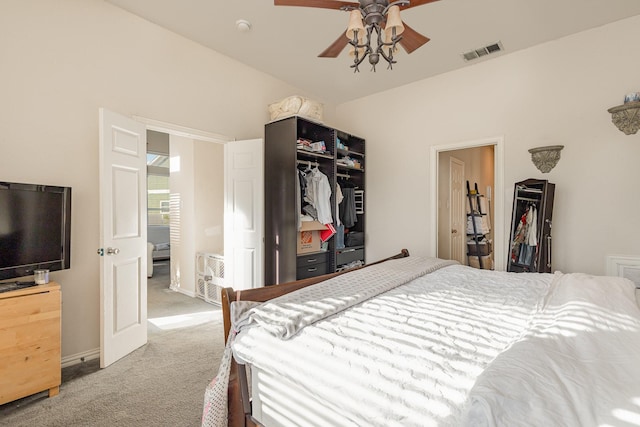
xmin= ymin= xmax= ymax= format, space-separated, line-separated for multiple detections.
xmin=0 ymin=282 xmax=61 ymax=404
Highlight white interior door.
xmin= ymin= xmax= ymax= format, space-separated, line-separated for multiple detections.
xmin=450 ymin=157 xmax=465 ymax=264
xmin=224 ymin=139 xmax=264 ymax=290
xmin=98 ymin=108 xmax=147 ymax=368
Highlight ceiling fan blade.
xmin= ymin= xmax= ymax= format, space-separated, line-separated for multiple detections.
xmin=319 ymin=31 xmax=350 ymax=57
xmin=398 ymin=22 xmax=430 ymax=54
xmin=274 ymin=0 xmax=358 ymax=10
xmin=400 ymin=0 xmax=440 ymax=10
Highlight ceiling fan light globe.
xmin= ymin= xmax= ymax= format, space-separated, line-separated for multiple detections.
xmin=384 ymin=5 xmax=404 ymax=39
xmin=346 ymin=10 xmax=365 ymax=40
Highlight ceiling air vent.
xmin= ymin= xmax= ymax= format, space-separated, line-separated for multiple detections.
xmin=462 ymin=41 xmax=503 ymax=62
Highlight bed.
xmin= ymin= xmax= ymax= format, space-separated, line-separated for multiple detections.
xmin=203 ymin=249 xmax=640 ymax=427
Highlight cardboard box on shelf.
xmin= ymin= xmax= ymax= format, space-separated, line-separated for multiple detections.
xmin=297 ymin=220 xmax=328 ymax=254
xmin=299 ymin=220 xmax=327 ymax=231
xmin=298 ymin=230 xmax=321 ymax=254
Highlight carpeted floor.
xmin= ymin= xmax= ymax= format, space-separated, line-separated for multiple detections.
xmin=0 ymin=261 xmax=225 ymax=427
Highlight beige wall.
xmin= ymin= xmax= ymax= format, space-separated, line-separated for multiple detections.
xmin=194 ymin=140 xmax=224 ymax=256
xmin=0 ymin=0 xmax=315 ymax=361
xmin=335 ymin=15 xmax=640 ymax=275
xmin=168 ymin=137 xmax=224 ymax=297
xmin=168 ymin=135 xmax=196 ymax=295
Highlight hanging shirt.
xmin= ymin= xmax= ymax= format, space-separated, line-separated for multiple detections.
xmin=335 ymin=184 xmax=344 ymax=226
xmin=526 ymin=205 xmax=538 ymax=246
xmin=510 ymin=207 xmax=529 ymax=263
xmin=340 ymin=186 xmax=357 ymax=229
xmin=296 ymin=169 xmax=301 ymax=230
xmin=305 ymin=168 xmax=333 ymax=225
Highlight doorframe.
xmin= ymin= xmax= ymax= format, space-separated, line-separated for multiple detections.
xmin=134 ymin=116 xmax=234 ymax=144
xmin=97 ymin=112 xmax=236 ymax=367
xmin=136 ymin=116 xmax=233 ymax=294
xmin=429 ymin=136 xmax=506 ymax=271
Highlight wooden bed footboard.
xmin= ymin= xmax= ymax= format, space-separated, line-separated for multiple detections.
xmin=220 ymin=249 xmax=410 ymax=427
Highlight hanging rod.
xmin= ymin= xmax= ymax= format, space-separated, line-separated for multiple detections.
xmin=296 ymin=159 xmax=319 ymax=167
xmin=516 ymin=196 xmax=540 ymax=203
xmin=516 ymin=185 xmax=543 ymax=194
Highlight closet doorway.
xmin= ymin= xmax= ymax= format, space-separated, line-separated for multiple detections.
xmin=429 ymin=137 xmax=505 ymax=271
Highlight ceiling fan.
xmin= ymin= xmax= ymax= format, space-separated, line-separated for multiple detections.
xmin=274 ymin=0 xmax=439 ymax=71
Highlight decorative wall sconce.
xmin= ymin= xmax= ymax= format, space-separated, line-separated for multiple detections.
xmin=608 ymin=103 xmax=640 ymax=135
xmin=608 ymin=92 xmax=640 ymax=135
xmin=528 ymin=145 xmax=564 ymax=173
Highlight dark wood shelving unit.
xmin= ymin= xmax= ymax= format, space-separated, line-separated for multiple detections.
xmin=264 ymin=116 xmax=366 ymax=285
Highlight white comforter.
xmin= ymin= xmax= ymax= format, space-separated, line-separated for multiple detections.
xmin=233 ymin=259 xmax=640 ymax=426
xmin=465 ymin=271 xmax=640 ymax=427
xmin=233 ymin=260 xmax=556 ymax=426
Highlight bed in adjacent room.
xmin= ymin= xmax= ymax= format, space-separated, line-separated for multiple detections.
xmin=202 ymin=250 xmax=640 ymax=427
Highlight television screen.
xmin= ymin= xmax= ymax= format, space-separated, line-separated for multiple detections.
xmin=0 ymin=182 xmax=71 ymax=281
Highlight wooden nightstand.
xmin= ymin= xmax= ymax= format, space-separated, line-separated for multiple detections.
xmin=0 ymin=282 xmax=61 ymax=404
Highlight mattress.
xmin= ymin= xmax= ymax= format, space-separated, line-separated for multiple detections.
xmin=233 ymin=264 xmax=554 ymax=426
xmin=231 ymin=261 xmax=640 ymax=426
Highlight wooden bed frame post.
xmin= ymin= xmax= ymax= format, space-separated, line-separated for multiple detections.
xmin=220 ymin=249 xmax=410 ymax=427
xmin=220 ymin=290 xmax=249 ymax=427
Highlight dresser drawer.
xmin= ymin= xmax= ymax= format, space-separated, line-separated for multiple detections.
xmin=297 ymin=263 xmax=329 ymax=280
xmin=336 ymin=248 xmax=364 ymax=267
xmin=296 ymin=252 xmax=329 ymax=268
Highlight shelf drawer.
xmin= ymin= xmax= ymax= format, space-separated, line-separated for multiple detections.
xmin=297 ymin=263 xmax=329 ymax=280
xmin=337 ymin=248 xmax=364 ymax=267
xmin=297 ymin=252 xmax=329 ymax=268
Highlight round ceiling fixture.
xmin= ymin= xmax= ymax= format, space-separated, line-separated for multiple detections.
xmin=235 ymin=19 xmax=252 ymax=32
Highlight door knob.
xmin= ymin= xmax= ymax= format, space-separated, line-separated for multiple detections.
xmin=451 ymin=229 xmax=458 ymax=234
xmin=106 ymin=247 xmax=120 ymax=255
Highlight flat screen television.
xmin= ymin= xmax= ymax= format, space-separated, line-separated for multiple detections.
xmin=0 ymin=181 xmax=71 ymax=281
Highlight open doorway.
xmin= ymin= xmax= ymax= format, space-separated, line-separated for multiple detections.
xmin=438 ymin=147 xmax=494 ymax=267
xmin=145 ymin=128 xmax=226 ymax=333
xmin=139 ymin=119 xmax=264 ymax=334
xmin=429 ymin=137 xmax=505 ymax=271
xmin=99 ymin=110 xmax=263 ymax=366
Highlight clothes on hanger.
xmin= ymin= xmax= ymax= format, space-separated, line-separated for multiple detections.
xmin=296 ymin=169 xmax=302 ymax=230
xmin=297 ymin=164 xmax=333 ymax=225
xmin=510 ymin=204 xmax=538 ymax=266
xmin=338 ymin=178 xmax=357 ymax=229
xmin=335 ymin=183 xmax=343 ymax=226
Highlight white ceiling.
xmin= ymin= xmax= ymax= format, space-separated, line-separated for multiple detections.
xmin=105 ymin=0 xmax=640 ymax=104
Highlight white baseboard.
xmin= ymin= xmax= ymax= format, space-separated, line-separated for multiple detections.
xmin=61 ymin=348 xmax=100 ymax=368
xmin=180 ymin=288 xmax=196 ymax=298
xmin=170 ymin=285 xmax=196 ymax=298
